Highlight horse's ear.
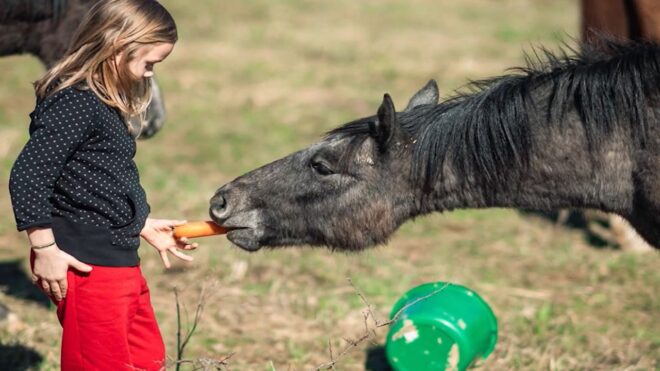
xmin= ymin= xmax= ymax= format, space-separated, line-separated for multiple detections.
xmin=370 ymin=93 xmax=401 ymax=152
xmin=404 ymin=79 xmax=439 ymax=112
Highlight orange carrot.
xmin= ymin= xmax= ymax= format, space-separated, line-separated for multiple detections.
xmin=173 ymin=221 xmax=227 ymax=239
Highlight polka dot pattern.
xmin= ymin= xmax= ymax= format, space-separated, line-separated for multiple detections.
xmin=9 ymin=86 xmax=150 ymax=250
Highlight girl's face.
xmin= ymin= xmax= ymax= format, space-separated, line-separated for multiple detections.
xmin=126 ymin=42 xmax=174 ymax=80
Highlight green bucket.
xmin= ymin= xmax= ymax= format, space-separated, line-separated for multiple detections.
xmin=385 ymin=282 xmax=498 ymax=371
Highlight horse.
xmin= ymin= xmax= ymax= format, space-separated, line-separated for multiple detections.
xmin=569 ymin=0 xmax=660 ymax=251
xmin=581 ymin=0 xmax=660 ymax=43
xmin=208 ymin=40 xmax=660 ymax=252
xmin=0 ymin=0 xmax=166 ymax=138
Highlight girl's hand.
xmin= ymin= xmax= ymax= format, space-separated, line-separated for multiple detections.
xmin=32 ymin=244 xmax=93 ymax=301
xmin=141 ymin=218 xmax=198 ymax=268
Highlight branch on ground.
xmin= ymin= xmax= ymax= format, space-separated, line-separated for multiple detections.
xmin=168 ymin=283 xmax=234 ymax=371
xmin=313 ymin=279 xmax=450 ymax=370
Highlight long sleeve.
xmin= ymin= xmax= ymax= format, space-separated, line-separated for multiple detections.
xmin=9 ymin=88 xmax=98 ymax=231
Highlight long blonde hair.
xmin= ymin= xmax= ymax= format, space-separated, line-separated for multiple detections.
xmin=35 ymin=0 xmax=177 ymax=125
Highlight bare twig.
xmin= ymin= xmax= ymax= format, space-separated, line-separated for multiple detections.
xmin=313 ymin=280 xmax=450 ymax=370
xmin=171 ymin=284 xmax=233 ymax=371
xmin=168 ymin=353 xmax=234 ymax=371
xmin=180 ymin=287 xmax=206 ymax=355
xmin=175 ymin=288 xmax=183 ymax=371
xmin=390 ymin=283 xmax=451 ymax=322
xmin=347 ymin=278 xmax=379 ymax=327
xmin=327 ymin=339 xmax=335 ymax=370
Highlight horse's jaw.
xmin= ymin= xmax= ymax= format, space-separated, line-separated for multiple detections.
xmin=210 ymin=209 xmax=266 ymax=251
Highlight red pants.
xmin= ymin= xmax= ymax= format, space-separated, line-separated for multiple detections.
xmin=32 ymin=254 xmax=166 ymax=370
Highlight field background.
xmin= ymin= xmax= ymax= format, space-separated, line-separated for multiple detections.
xmin=0 ymin=0 xmax=658 ymax=370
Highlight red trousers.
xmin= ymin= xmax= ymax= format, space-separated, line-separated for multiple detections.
xmin=32 ymin=254 xmax=166 ymax=370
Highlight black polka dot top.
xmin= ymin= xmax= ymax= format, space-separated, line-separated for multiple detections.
xmin=9 ymin=85 xmax=150 ymax=266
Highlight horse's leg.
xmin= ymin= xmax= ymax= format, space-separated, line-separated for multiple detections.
xmin=609 ymin=214 xmax=654 ymax=252
xmin=626 ymin=209 xmax=660 ymax=248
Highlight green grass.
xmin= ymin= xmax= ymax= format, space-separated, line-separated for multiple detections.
xmin=1 ymin=0 xmax=659 ymax=370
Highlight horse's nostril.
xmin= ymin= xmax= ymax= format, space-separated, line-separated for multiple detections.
xmin=210 ymin=193 xmax=229 ymax=221
xmin=211 ymin=207 xmax=226 ymax=221
xmin=214 ymin=194 xmax=226 ymax=210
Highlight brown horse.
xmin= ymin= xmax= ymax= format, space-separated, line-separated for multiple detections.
xmin=582 ymin=0 xmax=660 ymax=43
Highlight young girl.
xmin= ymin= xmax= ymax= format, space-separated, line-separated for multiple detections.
xmin=8 ymin=1 xmax=196 ymax=369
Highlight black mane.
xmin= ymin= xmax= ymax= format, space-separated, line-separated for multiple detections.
xmin=0 ymin=0 xmax=67 ymax=23
xmin=329 ymin=40 xmax=660 ymax=192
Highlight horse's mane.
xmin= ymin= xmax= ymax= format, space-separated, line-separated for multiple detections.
xmin=0 ymin=0 xmax=68 ymax=23
xmin=329 ymin=40 xmax=660 ymax=192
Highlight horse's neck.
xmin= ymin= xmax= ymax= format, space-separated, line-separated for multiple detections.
xmin=421 ymin=92 xmax=637 ymax=215
xmin=0 ymin=0 xmax=64 ymax=23
xmin=0 ymin=0 xmax=79 ymax=67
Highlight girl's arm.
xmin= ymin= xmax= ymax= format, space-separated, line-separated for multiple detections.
xmin=9 ymin=89 xmax=97 ymax=301
xmin=9 ymin=89 xmax=97 ymax=231
xmin=140 ymin=218 xmax=198 ymax=268
xmin=27 ymin=227 xmax=92 ymax=302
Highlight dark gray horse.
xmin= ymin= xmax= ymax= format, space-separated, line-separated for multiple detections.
xmin=0 ymin=0 xmax=166 ymax=138
xmin=209 ymin=40 xmax=660 ymax=252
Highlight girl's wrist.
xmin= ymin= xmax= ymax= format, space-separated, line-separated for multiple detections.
xmin=140 ymin=218 xmax=153 ymax=238
xmin=31 ymin=241 xmax=57 ymax=250
xmin=27 ymin=227 xmax=57 ymax=250
xmin=32 ymin=243 xmax=58 ymax=254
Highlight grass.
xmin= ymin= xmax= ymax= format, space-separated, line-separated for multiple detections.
xmin=1 ymin=0 xmax=659 ymax=369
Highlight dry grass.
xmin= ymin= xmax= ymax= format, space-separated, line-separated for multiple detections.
xmin=0 ymin=0 xmax=658 ymax=370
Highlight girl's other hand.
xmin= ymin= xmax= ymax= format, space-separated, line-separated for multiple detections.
xmin=141 ymin=218 xmax=198 ymax=268
xmin=32 ymin=245 xmax=93 ymax=301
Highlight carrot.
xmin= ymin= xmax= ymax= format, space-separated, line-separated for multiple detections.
xmin=173 ymin=221 xmax=228 ymax=239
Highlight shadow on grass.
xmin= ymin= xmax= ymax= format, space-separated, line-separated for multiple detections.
xmin=519 ymin=209 xmax=611 ymax=248
xmin=365 ymin=345 xmax=393 ymax=371
xmin=0 ymin=259 xmax=49 ymax=307
xmin=0 ymin=342 xmax=43 ymax=370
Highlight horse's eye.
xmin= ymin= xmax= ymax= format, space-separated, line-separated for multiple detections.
xmin=310 ymin=160 xmax=334 ymax=176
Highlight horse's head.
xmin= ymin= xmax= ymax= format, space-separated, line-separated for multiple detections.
xmin=139 ymin=78 xmax=166 ymax=139
xmin=209 ymin=80 xmax=439 ymax=251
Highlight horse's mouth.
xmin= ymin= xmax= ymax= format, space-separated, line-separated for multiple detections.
xmin=225 ymin=227 xmax=263 ymax=251
xmin=214 ymin=220 xmax=263 ymax=251
xmin=210 ymin=210 xmax=266 ymax=252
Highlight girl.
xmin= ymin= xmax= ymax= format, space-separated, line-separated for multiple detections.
xmin=8 ymin=1 xmax=196 ymax=369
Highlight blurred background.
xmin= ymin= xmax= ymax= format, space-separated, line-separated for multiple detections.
xmin=0 ymin=0 xmax=658 ymax=369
